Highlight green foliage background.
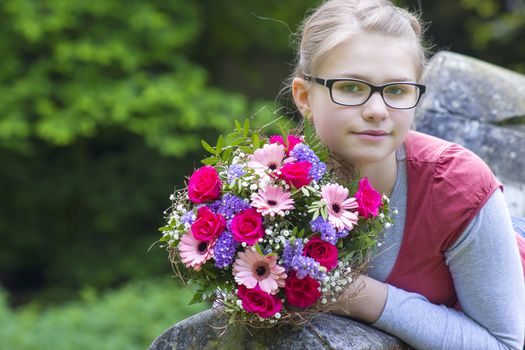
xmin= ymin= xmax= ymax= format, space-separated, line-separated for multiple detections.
xmin=0 ymin=279 xmax=207 ymax=349
xmin=0 ymin=0 xmax=523 ymax=348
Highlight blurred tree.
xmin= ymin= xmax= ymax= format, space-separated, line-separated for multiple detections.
xmin=0 ymin=0 xmax=250 ymax=156
xmin=460 ymin=0 xmax=525 ymax=72
xmin=401 ymin=0 xmax=525 ymax=73
xmin=190 ymin=0 xmax=316 ymax=100
xmin=0 ymin=0 xmax=274 ymax=303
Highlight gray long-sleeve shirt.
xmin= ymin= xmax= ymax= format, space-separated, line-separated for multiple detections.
xmin=366 ymin=146 xmax=525 ymax=350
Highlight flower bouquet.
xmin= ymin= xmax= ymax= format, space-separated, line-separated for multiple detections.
xmin=159 ymin=118 xmax=393 ymax=327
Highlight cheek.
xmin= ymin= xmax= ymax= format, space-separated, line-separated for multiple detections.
xmin=310 ymin=100 xmax=347 ymax=141
xmin=312 ymin=113 xmax=350 ymax=151
xmin=392 ymin=110 xmax=415 ymax=135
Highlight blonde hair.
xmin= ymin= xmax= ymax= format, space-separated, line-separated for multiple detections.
xmin=293 ymin=0 xmax=428 ymax=80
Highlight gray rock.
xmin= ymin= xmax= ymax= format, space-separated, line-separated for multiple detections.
xmin=415 ymin=51 xmax=525 ymax=216
xmin=149 ymin=309 xmax=410 ymax=350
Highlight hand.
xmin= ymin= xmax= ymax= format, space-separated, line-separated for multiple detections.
xmin=329 ymin=275 xmax=388 ymax=323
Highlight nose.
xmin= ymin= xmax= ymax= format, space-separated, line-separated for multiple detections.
xmin=362 ymin=92 xmax=388 ymax=121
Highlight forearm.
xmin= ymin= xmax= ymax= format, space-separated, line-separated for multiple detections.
xmin=373 ymin=285 xmax=521 ymax=350
xmin=330 ymin=275 xmax=387 ymax=323
xmin=338 ymin=191 xmax=525 ymax=350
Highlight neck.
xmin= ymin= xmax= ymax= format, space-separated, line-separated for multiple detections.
xmin=354 ymin=153 xmax=397 ymax=196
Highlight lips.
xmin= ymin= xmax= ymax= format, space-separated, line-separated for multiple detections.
xmin=353 ymin=130 xmax=390 ymax=136
xmin=350 ymin=130 xmax=391 ymax=141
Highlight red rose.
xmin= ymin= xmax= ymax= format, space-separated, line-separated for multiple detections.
xmin=237 ymin=285 xmax=282 ymax=318
xmin=230 ymin=208 xmax=264 ymax=245
xmin=278 ymin=161 xmax=312 ymax=188
xmin=355 ymin=177 xmax=382 ymax=218
xmin=285 ymin=271 xmax=321 ymax=308
xmin=269 ymin=134 xmax=303 ymax=156
xmin=303 ymin=236 xmax=338 ymax=271
xmin=191 ymin=206 xmax=226 ymax=241
xmin=187 ymin=166 xmax=222 ymax=204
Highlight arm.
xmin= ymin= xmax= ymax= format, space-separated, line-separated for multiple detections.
xmin=332 ymin=189 xmax=525 ymax=350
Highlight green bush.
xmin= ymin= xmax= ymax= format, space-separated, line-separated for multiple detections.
xmin=0 ymin=0 xmax=278 ymax=302
xmin=0 ymin=279 xmax=207 ymax=350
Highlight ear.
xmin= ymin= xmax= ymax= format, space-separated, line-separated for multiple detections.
xmin=292 ymin=77 xmax=312 ymax=120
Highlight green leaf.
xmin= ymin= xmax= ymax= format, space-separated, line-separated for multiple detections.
xmin=252 ymin=133 xmax=260 ymax=149
xmin=201 ymin=156 xmax=219 ymax=165
xmin=201 ymin=140 xmax=216 ymax=155
xmin=321 ymin=206 xmax=328 ymax=220
xmin=222 ymin=147 xmax=233 ymax=161
xmin=243 ymin=119 xmax=250 ymax=137
xmin=254 ymin=243 xmax=264 ymax=256
xmin=189 ymin=293 xmax=204 ymax=305
xmin=216 ymin=135 xmax=224 ymax=155
xmin=228 ymin=312 xmax=237 ymax=325
xmin=301 ymin=187 xmax=309 ymax=197
xmin=235 ymin=120 xmax=242 ymax=133
xmin=303 ymin=119 xmax=330 ymax=163
xmin=230 ymin=137 xmax=246 ymax=147
xmin=239 ymin=146 xmax=253 ymax=154
xmin=317 ymin=148 xmax=330 ymax=163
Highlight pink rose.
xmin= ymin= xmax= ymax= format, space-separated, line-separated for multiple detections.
xmin=278 ymin=161 xmax=312 ymax=188
xmin=303 ymin=236 xmax=338 ymax=271
xmin=230 ymin=208 xmax=264 ymax=245
xmin=191 ymin=206 xmax=226 ymax=241
xmin=285 ymin=272 xmax=321 ymax=308
xmin=355 ymin=177 xmax=382 ymax=218
xmin=269 ymin=135 xmax=284 ymax=145
xmin=269 ymin=134 xmax=303 ymax=156
xmin=237 ymin=285 xmax=282 ymax=318
xmin=187 ymin=166 xmax=222 ymax=204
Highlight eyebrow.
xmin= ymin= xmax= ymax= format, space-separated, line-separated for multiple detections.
xmin=336 ymin=73 xmax=414 ymax=83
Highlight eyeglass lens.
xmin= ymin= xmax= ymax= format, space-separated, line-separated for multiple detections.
xmin=331 ymin=80 xmax=420 ymax=109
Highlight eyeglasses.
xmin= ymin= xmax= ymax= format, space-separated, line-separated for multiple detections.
xmin=304 ymin=75 xmax=426 ymax=110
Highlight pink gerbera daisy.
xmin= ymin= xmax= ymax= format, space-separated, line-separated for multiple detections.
xmin=232 ymin=249 xmax=287 ymax=295
xmin=321 ymin=183 xmax=359 ymax=231
xmin=247 ymin=143 xmax=286 ymax=174
xmin=178 ymin=230 xmax=215 ymax=271
xmin=250 ymin=185 xmax=295 ymax=217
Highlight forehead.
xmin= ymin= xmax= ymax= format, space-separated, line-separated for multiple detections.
xmin=316 ymin=32 xmax=419 ymax=83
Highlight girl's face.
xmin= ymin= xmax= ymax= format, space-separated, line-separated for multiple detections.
xmin=293 ymin=32 xmax=419 ymax=169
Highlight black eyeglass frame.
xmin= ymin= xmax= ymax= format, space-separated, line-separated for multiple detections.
xmin=303 ymin=75 xmax=426 ymax=110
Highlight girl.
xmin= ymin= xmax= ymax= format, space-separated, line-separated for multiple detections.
xmin=290 ymin=0 xmax=525 ymax=349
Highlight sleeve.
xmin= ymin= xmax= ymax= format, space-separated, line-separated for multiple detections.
xmin=372 ymin=189 xmax=525 ymax=350
xmin=432 ymin=143 xmax=502 ymax=250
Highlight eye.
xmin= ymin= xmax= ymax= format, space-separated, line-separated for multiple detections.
xmin=334 ymin=81 xmax=367 ymax=94
xmin=384 ymin=85 xmax=408 ymax=96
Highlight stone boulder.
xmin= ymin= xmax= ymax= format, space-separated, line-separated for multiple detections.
xmin=415 ymin=51 xmax=525 ymax=216
xmin=148 ymin=309 xmax=410 ymax=350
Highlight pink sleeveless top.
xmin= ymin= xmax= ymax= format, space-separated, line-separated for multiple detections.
xmin=385 ymin=131 xmax=525 ymax=307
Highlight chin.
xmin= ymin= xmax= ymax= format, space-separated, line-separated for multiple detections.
xmin=344 ymin=151 xmax=393 ymax=168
